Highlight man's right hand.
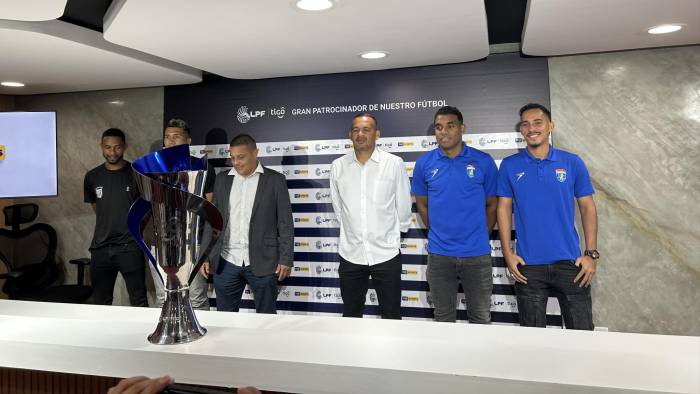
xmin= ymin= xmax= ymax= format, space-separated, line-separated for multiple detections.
xmin=504 ymin=253 xmax=528 ymax=284
xmin=200 ymin=261 xmax=210 ymax=279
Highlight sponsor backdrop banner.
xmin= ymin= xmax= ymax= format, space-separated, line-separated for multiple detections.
xmin=165 ymin=53 xmax=559 ymax=325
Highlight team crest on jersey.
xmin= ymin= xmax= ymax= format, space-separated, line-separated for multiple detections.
xmin=555 ymin=168 xmax=567 ymax=183
xmin=466 ymin=164 xmax=476 ymax=178
xmin=95 ymin=186 xmax=103 ymax=199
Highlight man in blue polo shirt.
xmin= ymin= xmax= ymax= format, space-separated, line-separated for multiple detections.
xmin=497 ymin=103 xmax=599 ymax=330
xmin=412 ymin=106 xmax=498 ymax=323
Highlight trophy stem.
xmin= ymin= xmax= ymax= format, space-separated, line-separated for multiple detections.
xmin=148 ymin=285 xmax=207 ymax=345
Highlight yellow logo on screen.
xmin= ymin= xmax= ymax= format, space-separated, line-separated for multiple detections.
xmin=0 ymin=145 xmax=5 ymax=160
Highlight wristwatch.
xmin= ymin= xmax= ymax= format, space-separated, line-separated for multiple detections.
xmin=584 ymin=249 xmax=600 ymax=260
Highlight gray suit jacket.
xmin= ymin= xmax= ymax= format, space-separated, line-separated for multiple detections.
xmin=203 ymin=166 xmax=294 ymax=276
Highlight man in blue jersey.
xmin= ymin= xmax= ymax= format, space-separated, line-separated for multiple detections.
xmin=412 ymin=106 xmax=498 ymax=323
xmin=497 ymin=103 xmax=599 ymax=330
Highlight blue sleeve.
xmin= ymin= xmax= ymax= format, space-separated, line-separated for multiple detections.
xmin=573 ymin=156 xmax=595 ymax=197
xmin=496 ymin=160 xmax=513 ymax=198
xmin=483 ymin=155 xmax=498 ymax=197
xmin=411 ymin=157 xmax=427 ymax=196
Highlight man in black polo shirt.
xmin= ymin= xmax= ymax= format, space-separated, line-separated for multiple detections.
xmin=84 ymin=128 xmax=147 ymax=306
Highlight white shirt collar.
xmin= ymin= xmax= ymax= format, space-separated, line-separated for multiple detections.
xmin=350 ymin=147 xmax=381 ymax=164
xmin=228 ymin=161 xmax=264 ymax=177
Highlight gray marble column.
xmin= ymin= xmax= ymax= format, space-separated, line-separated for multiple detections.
xmin=549 ymin=45 xmax=700 ymax=335
xmin=14 ymin=87 xmax=164 ymax=306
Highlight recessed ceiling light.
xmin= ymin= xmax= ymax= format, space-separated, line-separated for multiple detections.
xmin=295 ymin=0 xmax=333 ymax=11
xmin=647 ymin=24 xmax=683 ymax=34
xmin=1 ymin=81 xmax=24 ymax=87
xmin=360 ymin=51 xmax=388 ymax=60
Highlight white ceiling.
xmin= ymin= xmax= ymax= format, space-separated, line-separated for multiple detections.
xmin=522 ymin=0 xmax=700 ymax=56
xmin=103 ymin=0 xmax=490 ymax=79
xmin=0 ymin=0 xmax=698 ymax=95
xmin=0 ymin=19 xmax=201 ymax=95
xmin=0 ymin=0 xmax=67 ymax=21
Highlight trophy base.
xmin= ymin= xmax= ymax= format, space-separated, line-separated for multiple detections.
xmin=148 ymin=286 xmax=207 ymax=345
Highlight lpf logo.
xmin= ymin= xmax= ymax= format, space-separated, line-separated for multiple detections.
xmin=0 ymin=144 xmax=5 ymax=160
xmin=236 ymin=106 xmax=266 ymax=124
xmin=420 ymin=139 xmax=437 ymax=149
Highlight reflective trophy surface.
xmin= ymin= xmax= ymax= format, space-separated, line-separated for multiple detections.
xmin=128 ymin=144 xmax=223 ymax=345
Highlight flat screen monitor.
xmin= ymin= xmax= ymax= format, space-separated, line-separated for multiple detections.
xmin=0 ymin=112 xmax=58 ymax=198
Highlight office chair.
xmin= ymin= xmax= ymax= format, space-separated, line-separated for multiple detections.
xmin=0 ymin=203 xmax=92 ymax=303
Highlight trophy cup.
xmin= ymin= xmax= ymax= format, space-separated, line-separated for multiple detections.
xmin=127 ymin=144 xmax=223 ymax=345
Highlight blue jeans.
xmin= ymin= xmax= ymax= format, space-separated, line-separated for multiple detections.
xmin=213 ymin=258 xmax=278 ymax=314
xmin=426 ymin=253 xmax=493 ymax=323
xmin=515 ymin=260 xmax=594 ymax=330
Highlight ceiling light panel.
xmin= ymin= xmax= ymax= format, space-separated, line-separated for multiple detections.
xmin=0 ymin=19 xmax=201 ymax=95
xmin=0 ymin=0 xmax=67 ymax=21
xmin=104 ymin=0 xmax=489 ymax=79
xmin=522 ymin=0 xmax=700 ymax=56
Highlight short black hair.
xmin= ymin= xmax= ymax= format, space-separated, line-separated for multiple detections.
xmin=350 ymin=113 xmax=378 ymax=130
xmin=230 ymin=133 xmax=257 ymax=150
xmin=434 ymin=106 xmax=463 ymax=124
xmin=101 ymin=128 xmax=126 ymax=144
xmin=165 ymin=118 xmax=190 ymax=135
xmin=519 ymin=103 xmax=551 ymax=120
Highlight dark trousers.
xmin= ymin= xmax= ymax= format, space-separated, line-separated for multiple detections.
xmin=426 ymin=253 xmax=493 ymax=323
xmin=213 ymin=258 xmax=278 ymax=314
xmin=515 ymin=260 xmax=594 ymax=330
xmin=90 ymin=244 xmax=148 ymax=306
xmin=338 ymin=253 xmax=402 ymax=319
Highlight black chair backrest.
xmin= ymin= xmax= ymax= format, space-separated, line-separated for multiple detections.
xmin=3 ymin=203 xmax=39 ymax=233
xmin=0 ymin=204 xmax=60 ymax=295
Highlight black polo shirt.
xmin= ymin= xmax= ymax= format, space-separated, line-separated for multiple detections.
xmin=84 ymin=162 xmax=140 ymax=250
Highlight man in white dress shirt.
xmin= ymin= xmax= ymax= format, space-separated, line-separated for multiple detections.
xmin=330 ymin=114 xmax=412 ymax=319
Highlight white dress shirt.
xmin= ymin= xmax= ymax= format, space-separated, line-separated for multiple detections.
xmin=220 ymin=162 xmax=264 ymax=266
xmin=330 ymin=148 xmax=412 ymax=266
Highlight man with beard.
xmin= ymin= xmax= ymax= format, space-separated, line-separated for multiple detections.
xmin=84 ymin=128 xmax=147 ymax=306
xmin=412 ymin=106 xmax=497 ymax=324
xmin=497 ymin=103 xmax=598 ymax=329
xmin=330 ymin=113 xmax=412 ymax=319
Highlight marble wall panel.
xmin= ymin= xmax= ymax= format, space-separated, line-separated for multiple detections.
xmin=549 ymin=46 xmax=700 ymax=335
xmin=13 ymin=88 xmax=164 ymax=306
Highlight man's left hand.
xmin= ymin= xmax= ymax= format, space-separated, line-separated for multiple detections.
xmin=574 ymin=256 xmax=596 ymax=288
xmin=276 ymin=264 xmax=291 ymax=281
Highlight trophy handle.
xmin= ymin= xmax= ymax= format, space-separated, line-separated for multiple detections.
xmin=187 ymin=197 xmax=223 ymax=286
xmin=127 ymin=197 xmax=162 ymax=283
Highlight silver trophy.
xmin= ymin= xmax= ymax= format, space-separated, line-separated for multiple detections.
xmin=128 ymin=144 xmax=223 ymax=345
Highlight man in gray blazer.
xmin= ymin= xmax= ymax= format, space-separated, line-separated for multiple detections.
xmin=201 ymin=134 xmax=294 ymax=313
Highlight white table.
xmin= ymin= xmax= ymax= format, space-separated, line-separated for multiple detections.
xmin=0 ymin=300 xmax=697 ymax=393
